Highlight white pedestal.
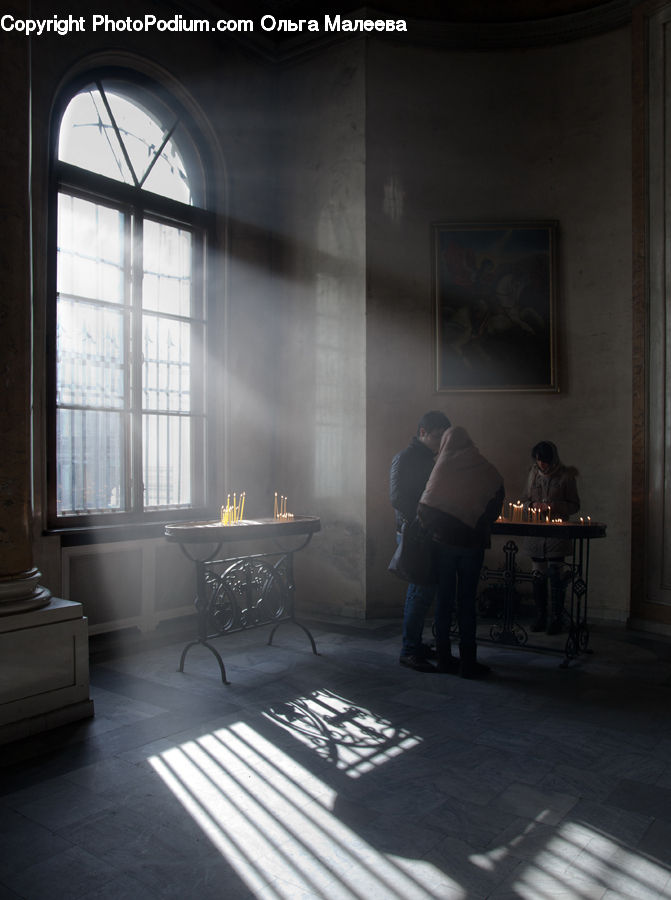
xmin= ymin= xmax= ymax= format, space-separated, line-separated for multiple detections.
xmin=0 ymin=598 xmax=94 ymax=745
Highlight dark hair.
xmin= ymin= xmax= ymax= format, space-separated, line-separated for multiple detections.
xmin=532 ymin=441 xmax=555 ymax=464
xmin=417 ymin=410 xmax=451 ymax=436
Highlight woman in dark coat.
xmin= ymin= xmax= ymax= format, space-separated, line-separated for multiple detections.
xmin=418 ymin=426 xmax=504 ymax=679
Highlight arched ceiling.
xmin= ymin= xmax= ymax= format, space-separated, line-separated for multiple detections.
xmin=197 ymin=0 xmax=635 ymax=52
xmin=207 ymin=0 xmax=627 ymax=23
xmin=380 ymin=1 xmax=621 ymax=21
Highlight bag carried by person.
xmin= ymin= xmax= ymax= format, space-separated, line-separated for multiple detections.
xmin=388 ymin=518 xmax=437 ymax=585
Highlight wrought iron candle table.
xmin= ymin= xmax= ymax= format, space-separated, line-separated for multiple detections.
xmin=165 ymin=516 xmax=321 ymax=683
xmin=481 ymin=520 xmax=607 ymax=666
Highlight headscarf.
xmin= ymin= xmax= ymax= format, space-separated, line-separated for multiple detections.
xmin=531 ymin=440 xmax=561 ymax=474
xmin=420 ymin=426 xmax=503 ymax=529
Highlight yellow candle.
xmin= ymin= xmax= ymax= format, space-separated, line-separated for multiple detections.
xmin=274 ymin=492 xmax=278 ymax=519
xmin=239 ymin=492 xmax=245 ymax=521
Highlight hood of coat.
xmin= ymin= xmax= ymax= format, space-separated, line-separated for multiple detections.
xmin=437 ymin=424 xmax=473 ymax=456
xmin=421 ymin=426 xmax=503 ymax=529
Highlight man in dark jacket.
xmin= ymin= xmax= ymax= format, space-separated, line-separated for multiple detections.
xmin=390 ymin=410 xmax=451 ymax=671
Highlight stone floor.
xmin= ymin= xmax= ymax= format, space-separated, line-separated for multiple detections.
xmin=1 ymin=616 xmax=671 ymax=899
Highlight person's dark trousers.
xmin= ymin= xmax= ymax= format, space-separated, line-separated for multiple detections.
xmin=547 ymin=559 xmax=566 ymax=634
xmin=433 ymin=543 xmax=485 ymax=672
xmin=400 ymin=568 xmax=436 ymax=658
xmin=531 ymin=557 xmax=565 ymax=634
xmin=397 ymin=533 xmax=437 ymax=672
xmin=531 ymin=570 xmax=548 ymax=632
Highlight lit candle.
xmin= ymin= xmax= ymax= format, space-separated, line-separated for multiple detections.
xmin=274 ymin=492 xmax=278 ymax=519
xmin=239 ymin=492 xmax=245 ymax=521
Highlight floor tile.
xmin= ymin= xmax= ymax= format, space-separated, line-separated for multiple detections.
xmin=1 ymin=618 xmax=670 ymax=899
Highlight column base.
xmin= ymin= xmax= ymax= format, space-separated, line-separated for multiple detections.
xmin=0 ymin=597 xmax=93 ymax=745
xmin=0 ymin=567 xmax=51 ymax=616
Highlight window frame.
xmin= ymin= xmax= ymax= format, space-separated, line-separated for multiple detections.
xmin=47 ymin=69 xmax=217 ymax=533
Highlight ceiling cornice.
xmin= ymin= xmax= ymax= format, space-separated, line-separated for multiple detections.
xmin=406 ymin=0 xmax=638 ymax=50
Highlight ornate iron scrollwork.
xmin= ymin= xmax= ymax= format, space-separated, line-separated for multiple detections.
xmin=205 ymin=555 xmax=290 ymax=637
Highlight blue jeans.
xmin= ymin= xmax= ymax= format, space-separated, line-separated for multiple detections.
xmin=398 ymin=532 xmax=436 ymax=656
xmin=433 ymin=544 xmax=484 ymax=652
xmin=401 ymin=581 xmax=436 ymax=656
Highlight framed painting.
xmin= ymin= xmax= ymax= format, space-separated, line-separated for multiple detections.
xmin=433 ymin=221 xmax=558 ymax=391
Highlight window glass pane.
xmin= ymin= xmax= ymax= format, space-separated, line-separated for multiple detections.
xmin=104 ymin=92 xmax=190 ymax=203
xmin=142 ymin=220 xmax=193 ymax=316
xmin=57 ymin=409 xmax=126 ymax=515
xmin=57 ymin=194 xmax=125 ymax=304
xmin=139 ymin=130 xmax=191 ymax=204
xmin=57 ymin=297 xmax=125 ymax=408
xmin=143 ymin=414 xmax=191 ymax=508
xmin=143 ymin=315 xmax=191 ymax=412
xmin=54 ymin=77 xmax=205 ymax=521
xmin=59 ymin=87 xmax=191 ymax=204
xmin=58 ymin=88 xmax=134 ymax=185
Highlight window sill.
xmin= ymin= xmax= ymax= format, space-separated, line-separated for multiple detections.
xmin=45 ymin=516 xmax=213 ymax=547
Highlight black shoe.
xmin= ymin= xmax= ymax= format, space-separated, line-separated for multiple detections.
xmin=546 ymin=619 xmax=562 ymax=635
xmin=399 ymin=655 xmax=437 ymax=672
xmin=421 ymin=642 xmax=437 ymax=660
xmin=436 ymin=657 xmax=460 ymax=674
xmin=460 ymin=660 xmax=492 ymax=680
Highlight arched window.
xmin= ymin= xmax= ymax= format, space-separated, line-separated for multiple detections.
xmin=50 ymin=72 xmax=213 ymax=526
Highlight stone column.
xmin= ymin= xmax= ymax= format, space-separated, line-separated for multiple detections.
xmin=0 ymin=8 xmax=51 ymax=615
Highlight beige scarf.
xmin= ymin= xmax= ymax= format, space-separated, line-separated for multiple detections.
xmin=420 ymin=426 xmax=503 ymax=529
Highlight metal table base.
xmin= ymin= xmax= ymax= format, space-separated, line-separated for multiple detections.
xmin=165 ymin=517 xmax=321 ymax=683
xmin=479 ymin=521 xmax=607 ymax=667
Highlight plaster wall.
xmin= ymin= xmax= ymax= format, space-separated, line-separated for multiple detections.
xmin=274 ymin=42 xmax=368 ymax=617
xmin=365 ymin=29 xmax=633 ymax=622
